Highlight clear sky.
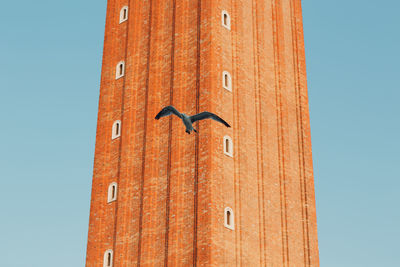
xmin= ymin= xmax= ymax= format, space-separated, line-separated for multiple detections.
xmin=0 ymin=1 xmax=399 ymax=266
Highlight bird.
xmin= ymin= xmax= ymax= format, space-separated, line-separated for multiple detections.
xmin=155 ymin=105 xmax=230 ymax=134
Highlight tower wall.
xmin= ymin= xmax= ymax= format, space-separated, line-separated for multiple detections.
xmin=86 ymin=0 xmax=319 ymax=266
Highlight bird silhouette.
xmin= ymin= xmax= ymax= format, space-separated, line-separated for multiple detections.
xmin=155 ymin=105 xmax=230 ymax=134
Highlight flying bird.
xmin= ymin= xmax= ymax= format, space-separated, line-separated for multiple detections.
xmin=155 ymin=105 xmax=230 ymax=134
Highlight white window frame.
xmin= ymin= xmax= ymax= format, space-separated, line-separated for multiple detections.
xmin=103 ymin=249 xmax=113 ymax=267
xmin=107 ymin=182 xmax=118 ymax=203
xmin=224 ymin=207 xmax=235 ymax=230
xmin=112 ymin=120 xmax=122 ymax=140
xmin=115 ymin=61 xmax=125 ymax=79
xmin=222 ymin=71 xmax=232 ymax=92
xmin=221 ymin=10 xmax=231 ymax=30
xmin=119 ymin=6 xmax=129 ymax=23
xmin=223 ymin=135 xmax=233 ymax=157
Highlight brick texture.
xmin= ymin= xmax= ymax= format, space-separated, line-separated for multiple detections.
xmin=86 ymin=0 xmax=319 ymax=266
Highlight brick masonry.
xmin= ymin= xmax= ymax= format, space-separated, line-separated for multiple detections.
xmin=85 ymin=0 xmax=319 ymax=266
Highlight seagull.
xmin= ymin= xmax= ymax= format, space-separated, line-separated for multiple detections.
xmin=155 ymin=105 xmax=231 ymax=134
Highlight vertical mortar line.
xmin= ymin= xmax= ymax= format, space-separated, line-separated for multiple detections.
xmin=253 ymin=0 xmax=267 ymax=266
xmin=236 ymin=1 xmax=243 ymax=265
xmin=251 ymin=0 xmax=264 ymax=265
xmin=292 ymin=0 xmax=312 ymax=265
xmin=230 ymin=0 xmax=240 ymax=265
xmin=112 ymin=0 xmax=132 ymax=259
xmin=279 ymin=1 xmax=290 ymax=265
xmin=164 ymin=0 xmax=176 ymax=265
xmin=193 ymin=0 xmax=201 ymax=265
xmin=137 ymin=0 xmax=153 ymax=265
xmin=289 ymin=0 xmax=307 ymax=266
xmin=257 ymin=0 xmax=268 ymax=262
xmin=271 ymin=0 xmax=289 ymax=266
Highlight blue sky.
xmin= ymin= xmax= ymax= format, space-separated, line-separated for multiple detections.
xmin=0 ymin=0 xmax=399 ymax=266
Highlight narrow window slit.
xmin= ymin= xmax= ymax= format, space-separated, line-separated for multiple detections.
xmin=116 ymin=61 xmax=125 ymax=79
xmin=103 ymin=250 xmax=113 ymax=267
xmin=221 ymin=10 xmax=231 ymax=30
xmin=112 ymin=120 xmax=121 ymax=139
xmin=112 ymin=185 xmax=116 ymax=199
xmin=222 ymin=71 xmax=232 ymax=91
xmin=107 ymin=182 xmax=118 ymax=203
xmin=224 ymin=207 xmax=234 ymax=230
xmin=223 ymin=136 xmax=233 ymax=157
xmin=116 ymin=122 xmax=120 ymax=135
xmin=107 ymin=253 xmax=111 ymax=266
xmin=119 ymin=6 xmax=129 ymax=23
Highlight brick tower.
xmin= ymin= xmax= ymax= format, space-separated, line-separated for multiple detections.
xmin=86 ymin=0 xmax=319 ymax=266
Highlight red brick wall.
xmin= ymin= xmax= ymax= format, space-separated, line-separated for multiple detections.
xmin=86 ymin=0 xmax=319 ymax=266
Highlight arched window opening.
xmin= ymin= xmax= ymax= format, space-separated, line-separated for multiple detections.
xmin=115 ymin=61 xmax=125 ymax=79
xmin=221 ymin=10 xmax=231 ymax=30
xmin=103 ymin=250 xmax=113 ymax=267
xmin=112 ymin=120 xmax=122 ymax=140
xmin=223 ymin=135 xmax=233 ymax=157
xmin=222 ymin=71 xmax=232 ymax=91
xmin=119 ymin=6 xmax=129 ymax=23
xmin=107 ymin=182 xmax=118 ymax=203
xmin=224 ymin=207 xmax=234 ymax=230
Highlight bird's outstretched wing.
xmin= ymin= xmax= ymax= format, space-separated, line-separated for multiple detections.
xmin=155 ymin=105 xmax=182 ymax=120
xmin=190 ymin=112 xmax=231 ymax=127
